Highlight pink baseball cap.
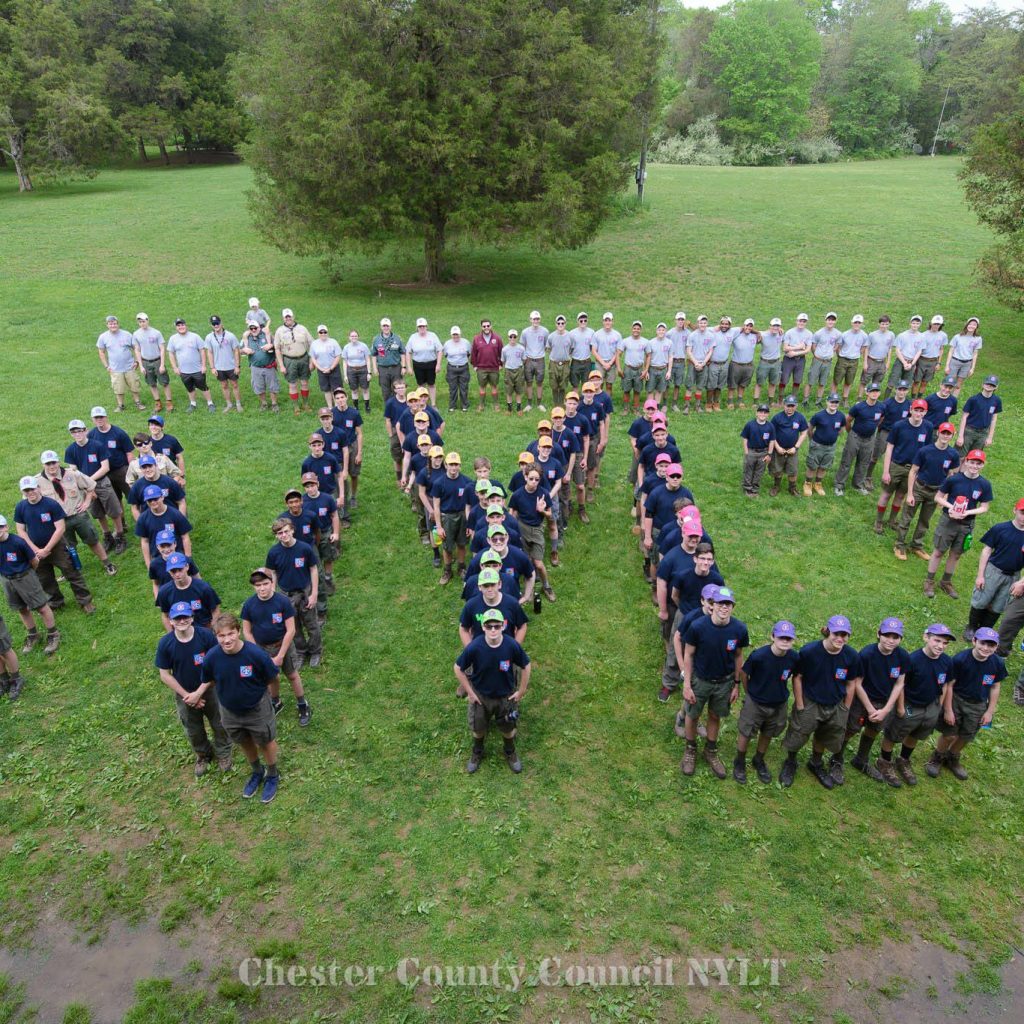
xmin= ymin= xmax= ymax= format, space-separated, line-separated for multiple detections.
xmin=682 ymin=518 xmax=704 ymax=536
xmin=654 ymin=453 xmax=672 ymax=465
xmin=644 ymin=398 xmax=659 ymax=410
xmin=665 ymin=463 xmax=683 ymax=476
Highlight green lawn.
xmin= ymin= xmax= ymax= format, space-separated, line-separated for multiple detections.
xmin=1 ymin=157 xmax=1022 ymax=1024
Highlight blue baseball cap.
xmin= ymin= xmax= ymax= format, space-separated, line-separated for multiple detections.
xmin=147 ymin=415 xmax=164 ymax=426
xmin=714 ymin=586 xmax=736 ymax=605
xmin=827 ymin=614 xmax=852 ymax=634
xmin=701 ymin=584 xmax=720 ymax=601
xmin=925 ymin=622 xmax=955 ymax=639
xmin=155 ymin=530 xmax=176 ymax=546
xmin=772 ymin=620 xmax=797 ymax=639
xmin=143 ymin=484 xmax=163 ymax=501
xmin=169 ymin=601 xmax=193 ymax=619
xmin=783 ymin=395 xmax=797 ymax=405
xmin=165 ymin=552 xmax=188 ymax=570
xmin=975 ymin=627 xmax=1000 ymax=643
xmin=138 ymin=453 xmax=156 ymax=467
xmin=879 ymin=617 xmax=904 ymax=636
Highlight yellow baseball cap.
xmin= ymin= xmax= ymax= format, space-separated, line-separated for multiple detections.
xmin=444 ymin=452 xmax=461 ymax=465
xmin=551 ymin=406 xmax=565 ymax=417
xmin=428 ymin=445 xmax=445 ymax=457
xmin=517 ymin=451 xmax=535 ymax=464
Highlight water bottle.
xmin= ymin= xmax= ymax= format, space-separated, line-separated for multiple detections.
xmin=430 ymin=525 xmax=441 ymax=548
xmin=963 ymin=531 xmax=973 ymax=553
xmin=66 ymin=544 xmax=82 ymax=570
xmin=533 ymin=591 xmax=542 ymax=615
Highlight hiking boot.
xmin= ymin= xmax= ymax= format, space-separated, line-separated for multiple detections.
xmin=873 ymin=519 xmax=885 ymax=535
xmin=309 ymin=653 xmax=321 ymax=668
xmin=732 ymin=758 xmax=747 ymax=784
xmin=769 ymin=484 xmax=780 ymax=497
xmin=788 ymin=483 xmax=800 ymax=497
xmin=298 ymin=703 xmax=313 ymax=727
xmin=242 ymin=767 xmax=266 ymax=799
xmin=1014 ymin=684 xmax=1024 ymax=707
xmin=752 ymin=754 xmax=772 ymax=784
xmin=550 ymin=551 xmax=560 ymax=567
xmin=779 ymin=758 xmax=797 ymax=787
xmin=113 ymin=534 xmax=127 ymax=554
xmin=21 ymin=632 xmax=40 ymax=654
xmin=876 ymin=757 xmax=902 ymax=787
xmin=925 ymin=750 xmax=945 ymax=778
xmin=217 ymin=757 xmax=232 ymax=773
xmin=658 ymin=685 xmax=671 ymax=703
xmin=674 ymin=710 xmax=686 ymax=738
xmin=680 ymin=744 xmax=697 ymax=776
xmin=828 ymin=755 xmax=845 ymax=786
xmin=0 ymin=678 xmax=8 ymax=698
xmin=81 ymin=603 xmax=96 ymax=616
xmin=466 ymin=744 xmax=484 ymax=773
xmin=894 ymin=756 xmax=918 ymax=786
xmin=946 ymin=754 xmax=968 ymax=781
xmin=893 ymin=544 xmax=907 ymax=561
xmin=802 ymin=481 xmax=813 ymax=497
xmin=194 ymin=757 xmax=211 ymax=779
xmin=851 ymin=754 xmax=884 ymax=782
xmin=432 ymin=554 xmax=441 ymax=568
xmin=439 ymin=568 xmax=453 ymax=586
xmin=807 ymin=760 xmax=835 ymax=789
xmin=165 ymin=400 xmax=174 ymax=412
xmin=579 ymin=508 xmax=590 ymax=524
xmin=260 ymin=774 xmax=279 ymax=803
xmin=939 ymin=580 xmax=959 ymax=599
xmin=543 ymin=585 xmax=556 ymax=602
xmin=703 ymin=745 xmax=727 ymax=780
xmin=8 ymin=676 xmax=25 ymax=701
xmin=43 ymin=631 xmax=61 ymax=656
xmin=923 ymin=578 xmax=935 ymax=599
xmin=505 ymin=748 xmax=523 ymax=773
xmin=813 ymin=482 xmax=826 ymax=497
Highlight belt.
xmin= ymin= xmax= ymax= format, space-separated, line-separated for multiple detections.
xmin=712 ymin=360 xmax=729 ymax=364
xmin=813 ymin=356 xmax=832 ymax=362
xmin=894 ymin=461 xmax=911 ymax=468
xmin=731 ymin=361 xmax=752 ymax=367
xmin=286 ymin=588 xmax=310 ymax=598
xmin=4 ymin=570 xmax=29 ymax=580
xmin=551 ymin=360 xmax=570 ymax=365
xmin=760 ymin=357 xmax=779 ymax=363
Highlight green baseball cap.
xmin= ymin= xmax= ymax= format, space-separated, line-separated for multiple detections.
xmin=486 ymin=503 xmax=505 ymax=516
xmin=478 ymin=568 xmax=501 ymax=586
xmin=481 ymin=608 xmax=505 ymax=625
xmin=480 ymin=550 xmax=502 ymax=564
xmin=487 ymin=524 xmax=508 ymax=537
xmin=475 ymin=479 xmax=492 ymax=493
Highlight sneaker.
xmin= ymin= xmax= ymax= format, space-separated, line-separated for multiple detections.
xmin=236 ymin=402 xmax=243 ymax=412
xmin=194 ymin=757 xmax=211 ymax=778
xmin=524 ymin=404 xmax=532 ymax=413
xmin=350 ymin=497 xmax=359 ymax=510
xmin=752 ymin=755 xmax=772 ymax=784
xmin=81 ymin=603 xmax=96 ymax=615
xmin=217 ymin=757 xmax=232 ymax=772
xmin=925 ymin=750 xmax=945 ymax=778
xmin=537 ymin=404 xmax=546 ymax=412
xmin=769 ymin=485 xmax=780 ymax=497
xmin=439 ymin=569 xmax=453 ymax=586
xmin=21 ymin=633 xmax=40 ymax=654
xmin=298 ymin=703 xmax=313 ymax=727
xmin=505 ymin=748 xmax=523 ymax=773
xmin=261 ymin=774 xmax=279 ymax=803
xmin=43 ymin=631 xmax=61 ymax=656
xmin=894 ymin=756 xmax=918 ymax=786
xmin=658 ymin=686 xmax=671 ymax=703
xmin=680 ymin=745 xmax=697 ymax=776
xmin=703 ymin=745 xmax=726 ymax=780
xmin=828 ymin=756 xmax=845 ymax=786
xmin=873 ymin=520 xmax=885 ymax=535
xmin=432 ymin=555 xmax=441 ymax=568
xmin=672 ymin=404 xmax=680 ymax=413
xmin=939 ymin=580 xmax=959 ymax=599
xmin=834 ymin=485 xmax=845 ymax=497
xmin=271 ymin=698 xmax=284 ymax=716
xmin=186 ymin=404 xmax=196 ymax=413
xmin=732 ymin=759 xmax=747 ymax=784
xmin=779 ymin=758 xmax=797 ymax=788
xmin=242 ymin=767 xmax=266 ymax=798
xmin=807 ymin=760 xmax=835 ymax=789
xmin=876 ymin=757 xmax=903 ymax=787
xmin=923 ymin=579 xmax=935 ymax=599
xmin=946 ymin=755 xmax=968 ymax=781
xmin=851 ymin=754 xmax=884 ymax=782
xmin=309 ymin=653 xmax=321 ymax=668
xmin=802 ymin=481 xmax=813 ymax=497
xmin=223 ymin=404 xmax=233 ymax=413
xmin=113 ymin=535 xmax=127 ymax=554
xmin=543 ymin=585 xmax=556 ymax=603
xmin=103 ymin=561 xmax=118 ymax=575
xmin=894 ymin=546 xmax=907 ymax=561
xmin=466 ymin=747 xmax=484 ymax=774
xmin=855 ymin=486 xmax=872 ymax=496
xmin=550 ymin=551 xmax=560 ymax=567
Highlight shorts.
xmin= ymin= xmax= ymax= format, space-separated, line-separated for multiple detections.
xmin=2 ymin=571 xmax=51 ymax=613
xmin=861 ymin=357 xmax=887 ymax=385
xmin=601 ymin=362 xmax=618 ymax=385
xmin=781 ymin=355 xmax=805 ymax=386
xmin=886 ymin=461 xmax=911 ymax=497
xmin=669 ymin=362 xmax=688 ymax=386
xmin=807 ymin=357 xmax=833 ymax=387
xmin=781 ymin=699 xmax=849 ymax=754
xmin=685 ymin=675 xmax=733 ymax=720
xmin=389 ymin=432 xmax=402 ymax=464
xmin=477 ymin=369 xmax=499 ymax=388
xmin=756 ymin=359 xmax=781 ymax=386
xmin=262 ymin=640 xmax=299 ymax=679
xmin=64 ymin=512 xmax=100 ymax=547
xmin=316 ymin=367 xmax=342 ymax=393
xmin=467 ymin=693 xmax=518 ymax=735
xmin=345 ymin=449 xmax=361 ymax=478
xmin=971 ymin=563 xmax=1017 ymax=614
xmin=281 ymin=354 xmax=311 ymax=383
xmin=689 ymin=364 xmax=709 ymax=391
xmin=413 ymin=361 xmax=437 ymax=386
xmin=441 ymin=512 xmax=466 ymax=554
xmin=884 ymin=700 xmax=941 ymax=743
xmin=621 ymin=365 xmax=645 ymax=392
xmin=571 ymin=456 xmax=586 ymax=485
xmin=914 ymin=357 xmax=939 ymax=385
xmin=524 ymin=358 xmax=546 ymax=384
xmin=0 ymin=615 xmax=11 ymax=654
xmin=845 ymin=696 xmax=895 ymax=735
xmin=109 ymin=368 xmax=141 ymax=397
xmin=215 ymin=368 xmax=239 ymax=382
xmin=316 ymin=534 xmax=340 ymax=566
xmin=179 ymin=371 xmax=208 ymax=393
xmin=769 ymin=451 xmax=798 ymax=478
xmin=947 ymin=357 xmax=973 ymax=381
xmin=90 ymin=478 xmax=122 ymax=520
xmin=346 ymin=366 xmax=370 ymax=390
xmin=706 ymin=361 xmax=730 ymax=391
xmin=932 ymin=515 xmax=971 ymax=555
xmin=833 ymin=356 xmax=859 ymax=387
xmin=805 ymin=440 xmax=837 ymax=471
xmin=250 ymin=366 xmax=280 ymax=395
xmin=647 ymin=368 xmax=668 ymax=393
xmin=219 ymin=691 xmax=277 ymax=747
xmin=727 ymin=362 xmax=753 ymax=390
xmin=937 ymin=693 xmax=987 ymax=740
xmin=504 ymin=367 xmax=525 ymax=396
xmin=142 ymin=357 xmax=170 ymax=388
xmin=737 ymin=696 xmax=788 ymax=739
xmin=517 ymin=521 xmax=546 ymax=561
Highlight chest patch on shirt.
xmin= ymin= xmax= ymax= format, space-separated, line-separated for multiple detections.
xmin=271 ymin=612 xmax=283 ymax=624
xmin=726 ymin=638 xmax=738 ymax=651
xmin=835 ymin=668 xmax=848 ymax=681
xmin=937 ymin=673 xmax=947 ymax=685
xmin=294 ymin=557 xmax=305 ymax=568
xmin=982 ymin=674 xmax=995 ymax=686
xmin=890 ymin=666 xmax=901 ymax=679
xmin=239 ymin=665 xmax=253 ymax=678
xmin=192 ymin=652 xmax=205 ymax=666
xmin=40 ymin=513 xmax=51 ymax=522
xmin=499 ymin=660 xmax=511 ymax=671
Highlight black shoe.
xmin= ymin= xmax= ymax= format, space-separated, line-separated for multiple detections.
xmin=466 ymin=746 xmax=484 ymax=773
xmin=807 ymin=760 xmax=835 ymax=789
xmin=828 ymin=755 xmax=845 ymax=786
xmin=432 ymin=554 xmax=441 ymax=568
xmin=298 ymin=703 xmax=312 ymax=727
xmin=752 ymin=755 xmax=772 ymax=784
xmin=779 ymin=758 xmax=796 ymax=788
xmin=505 ymin=748 xmax=523 ymax=773
xmin=732 ymin=758 xmax=747 ymax=784
xmin=8 ymin=676 xmax=24 ymax=701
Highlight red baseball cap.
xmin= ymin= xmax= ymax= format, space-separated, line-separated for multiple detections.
xmin=1015 ymin=498 xmax=1024 ymax=511
xmin=965 ymin=449 xmax=986 ymax=463
xmin=937 ymin=422 xmax=954 ymax=434
xmin=910 ymin=399 xmax=928 ymax=411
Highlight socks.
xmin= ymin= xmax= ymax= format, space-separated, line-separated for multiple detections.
xmin=879 ymin=747 xmax=893 ymax=762
xmin=809 ymin=752 xmax=823 ymax=767
xmin=734 ymin=752 xmax=746 ymax=766
xmin=502 ymin=737 xmax=516 ymax=754
xmin=856 ymin=734 xmax=874 ymax=760
xmin=941 ymin=572 xmax=953 ymax=583
xmin=266 ymin=764 xmax=280 ymax=778
xmin=706 ymin=739 xmax=718 ymax=751
xmin=900 ymin=744 xmax=914 ymax=760
xmin=785 ymin=752 xmax=797 ymax=765
xmin=249 ymin=759 xmax=263 ymax=773
xmin=926 ymin=572 xmax=936 ymax=581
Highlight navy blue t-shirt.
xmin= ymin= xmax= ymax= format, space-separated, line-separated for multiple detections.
xmin=64 ymin=439 xmax=107 ymax=475
xmin=149 ymin=554 xmax=200 ymax=588
xmin=950 ymin=648 xmax=1007 ymax=703
xmin=879 ymin=396 xmax=910 ymax=431
xmin=742 ymin=644 xmax=799 ymax=706
xmin=302 ymin=452 xmax=342 ymax=495
xmin=397 ymin=405 xmax=443 ymax=435
xmin=645 ymin=484 xmax=696 ymax=531
xmin=455 ymin=635 xmax=529 ymax=698
xmin=470 ymin=520 xmax=522 ymax=553
xmin=579 ymin=401 xmax=606 ymax=439
xmin=562 ymin=412 xmax=593 ymax=444
xmin=924 ymin=392 xmax=957 ymax=426
xmin=431 ymin=473 xmax=474 ymax=514
xmin=847 ymin=401 xmax=884 ymax=438
xmin=156 ymin=578 xmax=220 ymax=628
xmin=459 ymin=593 xmax=528 ymax=639
xmin=402 ymin=428 xmax=442 ymax=454
xmin=858 ymin=642 xmax=912 ymax=705
xmin=302 ymin=491 xmax=338 ymax=533
xmin=740 ymin=419 xmax=775 ymax=450
xmin=266 ymin=540 xmax=319 ymax=591
xmin=887 ymin=418 xmax=933 ymax=465
xmin=0 ymin=534 xmax=36 ymax=576
xmin=241 ymin=591 xmax=296 ymax=645
xmin=281 ymin=506 xmax=320 ymax=542
xmin=912 ymin=444 xmax=960 ymax=487
xmin=770 ymin=410 xmax=809 ymax=449
xmin=315 ymin=424 xmax=347 ymax=459
xmin=149 ymin=432 xmax=184 ymax=462
xmin=201 ymin=640 xmax=279 ymax=712
xmin=981 ymin=520 xmax=1024 ymax=574
xmin=508 ymin=485 xmax=552 ymax=527
xmin=135 ymin=506 xmax=192 ymax=550
xmin=796 ymin=640 xmax=862 ymax=706
xmin=809 ymin=408 xmax=846 ymax=446
xmin=88 ymin=424 xmax=133 ymax=469
xmin=467 ymin=546 xmax=533 ymax=590
xmin=963 ymin=392 xmax=1002 ymax=430
xmin=938 ymin=472 xmax=993 ymax=516
xmin=526 ymin=440 xmax=567 ymax=466
xmin=330 ymin=406 xmax=364 ymax=447
xmin=683 ymin=615 xmax=749 ymax=680
xmin=903 ymin=648 xmax=953 ymax=706
xmin=128 ymin=474 xmax=185 ymax=511
xmin=383 ymin=396 xmax=408 ymax=424
xmin=14 ymin=497 xmax=66 ymax=547
xmin=155 ymin=625 xmax=217 ymax=693
xmin=551 ymin=427 xmax=581 ymax=461
xmin=669 ymin=567 xmax=724 ymax=615
xmin=532 ymin=457 xmax=564 ymax=491
xmin=638 ymin=441 xmax=681 ymax=475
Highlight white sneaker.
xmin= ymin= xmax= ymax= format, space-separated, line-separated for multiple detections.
xmin=538 ymin=404 xmax=546 ymax=411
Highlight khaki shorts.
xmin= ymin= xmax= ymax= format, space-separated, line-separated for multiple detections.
xmin=914 ymin=357 xmax=939 ymax=385
xmin=756 ymin=359 xmax=781 ymax=386
xmin=467 ymin=693 xmax=518 ymax=735
xmin=707 ymin=361 xmax=730 ymax=391
xmin=3 ymin=571 xmax=50 ymax=612
xmin=621 ymin=365 xmax=645 ymax=392
xmin=504 ymin=367 xmax=525 ymax=397
xmin=833 ymin=356 xmax=859 ymax=386
xmin=884 ymin=700 xmax=941 ymax=743
xmin=0 ymin=614 xmax=12 ymax=654
xmin=782 ymin=700 xmax=849 ymax=754
xmin=262 ymin=640 xmax=298 ymax=679
xmin=844 ymin=696 xmax=895 ymax=736
xmin=90 ymin=478 xmax=122 ymax=520
xmin=806 ymin=440 xmax=836 ymax=471
xmin=282 ymin=354 xmax=311 ymax=383
xmin=887 ymin=461 xmax=911 ymax=497
xmin=932 ymin=514 xmax=971 ymax=555
xmin=251 ymin=366 xmax=280 ymax=395
xmin=109 ymin=368 xmax=141 ymax=397
xmin=807 ymin=358 xmax=833 ymax=387
xmin=669 ymin=362 xmax=688 ymax=386
xmin=517 ymin=521 xmax=546 ymax=561
xmin=477 ymin=370 xmax=499 ymax=388
xmin=219 ymin=691 xmax=277 ymax=746
xmin=685 ymin=675 xmax=733 ymax=720
xmin=737 ymin=696 xmax=788 ymax=739
xmin=769 ymin=451 xmax=798 ymax=478
xmin=937 ymin=693 xmax=986 ymax=740
xmin=601 ymin=363 xmax=618 ymax=385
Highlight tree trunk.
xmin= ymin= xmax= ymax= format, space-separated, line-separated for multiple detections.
xmin=6 ymin=131 xmax=32 ymax=191
xmin=158 ymin=136 xmax=170 ymax=165
xmin=424 ymin=214 xmax=447 ymax=284
xmin=138 ymin=136 xmax=148 ymax=162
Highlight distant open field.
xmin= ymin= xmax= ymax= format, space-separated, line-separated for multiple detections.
xmin=1 ymin=157 xmax=1022 ymax=1024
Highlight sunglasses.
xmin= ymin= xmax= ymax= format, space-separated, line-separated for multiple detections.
xmin=482 ymin=623 xmax=504 ymax=630
xmin=318 ymin=330 xmax=328 ymax=334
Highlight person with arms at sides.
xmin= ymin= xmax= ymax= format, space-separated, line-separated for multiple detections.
xmin=859 ymin=315 xmax=894 ymax=398
xmin=134 ymin=484 xmax=192 ymax=567
xmin=0 ymin=513 xmax=60 ymax=658
xmin=266 ymin=519 xmax=321 ymax=668
xmin=431 ymin=451 xmax=474 ymax=586
xmin=341 ymin=330 xmax=373 ymax=412
xmin=893 ymin=421 xmax=959 ymax=562
xmin=133 ymin=312 xmax=172 ymax=412
xmin=945 ymin=317 xmax=982 ymax=397
xmin=96 ymin=314 xmax=146 ymax=412
xmin=167 ymin=317 xmax=216 ymax=412
xmin=155 ymin=552 xmax=220 ymax=630
xmin=207 ymin=315 xmax=242 ymax=412
xmin=240 ymin=318 xmax=281 ymax=413
xmin=957 ymin=375 xmax=1002 ymax=455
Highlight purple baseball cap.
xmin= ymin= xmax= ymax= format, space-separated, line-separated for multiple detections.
xmin=772 ymin=620 xmax=797 ymax=639
xmin=925 ymin=623 xmax=955 ymax=639
xmin=827 ymin=614 xmax=852 ymax=635
xmin=715 ymin=586 xmax=736 ymax=605
xmin=974 ymin=627 xmax=1000 ymax=644
xmin=879 ymin=617 xmax=904 ymax=636
xmin=701 ymin=584 xmax=720 ymax=601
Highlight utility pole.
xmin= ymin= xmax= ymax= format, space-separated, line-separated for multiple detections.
xmin=930 ymin=85 xmax=951 ymax=157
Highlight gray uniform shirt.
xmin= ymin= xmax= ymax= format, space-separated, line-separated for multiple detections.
xmin=620 ymin=336 xmax=652 ymax=368
xmin=442 ymin=339 xmax=471 ymax=366
xmin=838 ymin=329 xmax=866 ymax=359
xmin=133 ymin=327 xmax=166 ymax=361
xmin=760 ymin=330 xmax=783 ymax=360
xmin=731 ymin=330 xmax=758 ymax=363
xmin=811 ymin=327 xmax=841 ymax=359
xmin=592 ymin=328 xmax=622 ymax=361
xmin=546 ymin=331 xmax=573 ymax=361
xmin=521 ymin=325 xmax=549 ymax=359
xmin=866 ymin=329 xmax=894 ymax=360
xmin=920 ymin=329 xmax=948 ymax=359
xmin=568 ymin=327 xmax=595 ymax=360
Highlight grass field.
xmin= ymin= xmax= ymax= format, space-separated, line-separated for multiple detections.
xmin=1 ymin=157 xmax=1023 ymax=1024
